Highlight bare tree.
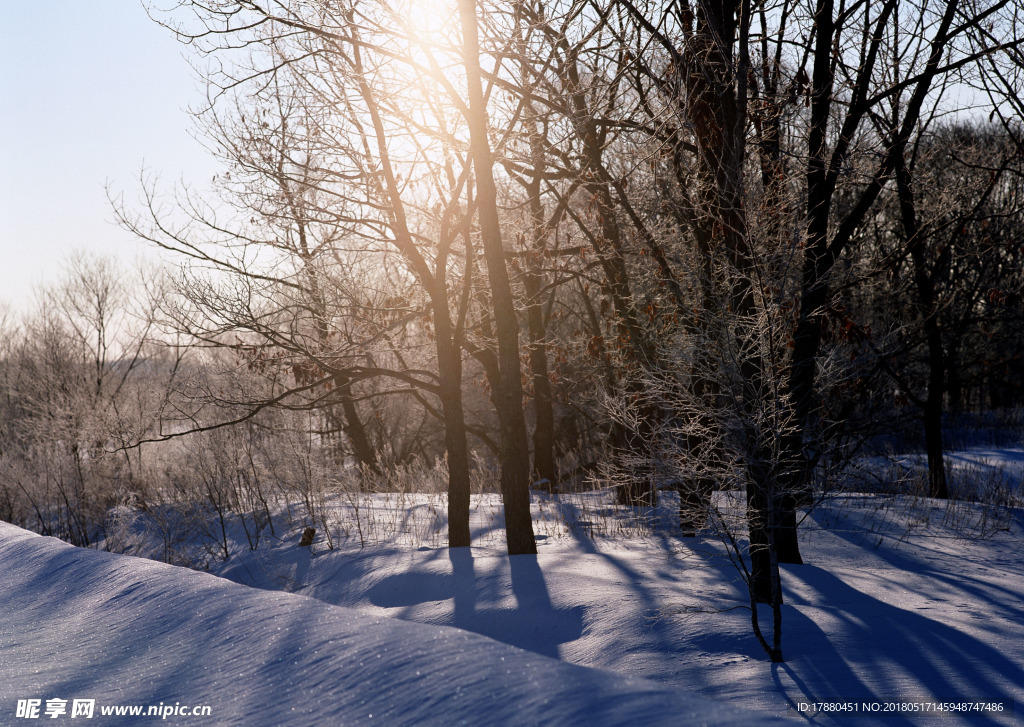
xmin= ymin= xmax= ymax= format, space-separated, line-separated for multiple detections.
xmin=0 ymin=255 xmax=172 ymax=545
xmin=131 ymin=0 xmax=545 ymax=552
xmin=855 ymin=122 xmax=1024 ymax=494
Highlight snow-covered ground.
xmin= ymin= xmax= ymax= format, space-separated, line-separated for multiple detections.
xmin=3 ymin=448 xmax=1022 ymax=725
xmin=0 ymin=521 xmax=787 ymax=726
xmin=206 ymin=495 xmax=1023 ymax=725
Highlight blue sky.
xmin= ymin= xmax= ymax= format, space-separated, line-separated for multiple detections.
xmin=0 ymin=2 xmax=217 ymax=309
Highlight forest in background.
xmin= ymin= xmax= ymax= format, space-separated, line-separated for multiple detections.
xmin=1 ymin=0 xmax=1022 ymax=662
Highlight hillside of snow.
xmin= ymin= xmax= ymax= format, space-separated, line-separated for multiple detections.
xmin=202 ymin=492 xmax=1024 ymax=726
xmin=0 ymin=521 xmax=787 ymax=726
xmin=3 ymin=448 xmax=1023 ymax=725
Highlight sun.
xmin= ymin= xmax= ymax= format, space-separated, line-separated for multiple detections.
xmin=393 ymin=0 xmax=460 ymax=49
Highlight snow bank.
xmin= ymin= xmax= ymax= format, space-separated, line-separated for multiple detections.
xmin=0 ymin=522 xmax=786 ymax=726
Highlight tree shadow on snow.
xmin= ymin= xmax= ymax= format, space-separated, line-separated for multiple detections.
xmin=774 ymin=533 xmax=1023 ymax=726
xmin=366 ymin=548 xmax=584 ymax=659
xmin=550 ymin=497 xmax=757 ymax=675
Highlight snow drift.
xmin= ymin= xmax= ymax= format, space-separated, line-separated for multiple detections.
xmin=0 ymin=522 xmax=787 ymax=726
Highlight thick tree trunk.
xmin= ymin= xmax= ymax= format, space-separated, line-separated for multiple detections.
xmin=775 ymin=0 xmax=842 ymax=557
xmin=458 ymin=0 xmax=536 ymax=555
xmin=751 ymin=57 xmax=804 ymax=565
xmin=681 ymin=0 xmax=800 ymax=575
xmin=348 ymin=30 xmax=482 ymax=547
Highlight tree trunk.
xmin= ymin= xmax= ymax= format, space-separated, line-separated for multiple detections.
xmin=524 ymin=270 xmax=557 ymax=491
xmin=523 ymin=109 xmax=557 ymax=492
xmin=895 ymin=149 xmax=949 ymax=500
xmin=458 ymin=0 xmax=536 ymax=555
xmin=947 ymin=341 xmax=963 ymax=417
xmin=682 ymin=0 xmax=800 ymax=574
xmin=747 ymin=475 xmax=774 ymax=604
xmin=335 ymin=378 xmax=380 ymax=476
xmin=438 ymin=340 xmax=473 ymax=548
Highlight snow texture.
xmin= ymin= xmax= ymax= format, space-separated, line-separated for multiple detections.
xmin=0 ymin=521 xmax=785 ymax=726
xmin=4 ymin=447 xmax=1022 ymax=726
xmin=215 ymin=507 xmax=1024 ymax=726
